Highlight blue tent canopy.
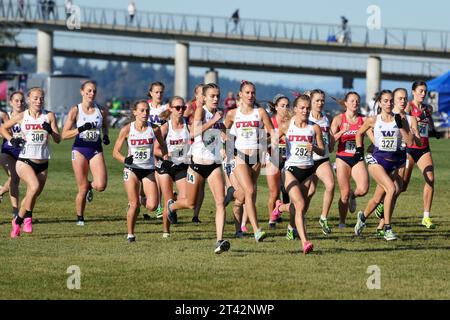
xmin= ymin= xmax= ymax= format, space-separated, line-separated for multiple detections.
xmin=427 ymin=71 xmax=450 ymax=114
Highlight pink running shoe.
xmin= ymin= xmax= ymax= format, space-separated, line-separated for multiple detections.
xmin=23 ymin=217 xmax=33 ymax=233
xmin=270 ymin=200 xmax=282 ymax=222
xmin=303 ymin=241 xmax=314 ymax=255
xmin=241 ymin=225 xmax=249 ymax=233
xmin=10 ymin=219 xmax=21 ymax=238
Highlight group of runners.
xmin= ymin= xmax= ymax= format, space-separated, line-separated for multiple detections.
xmin=0 ymin=79 xmax=440 ymax=255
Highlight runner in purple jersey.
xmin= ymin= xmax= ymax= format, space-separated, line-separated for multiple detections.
xmin=0 ymin=91 xmax=25 ymax=216
xmin=61 ymin=81 xmax=109 ymax=226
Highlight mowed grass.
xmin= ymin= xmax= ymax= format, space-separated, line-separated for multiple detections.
xmin=0 ymin=130 xmax=449 ymax=300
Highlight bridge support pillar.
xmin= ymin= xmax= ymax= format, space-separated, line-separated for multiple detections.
xmin=37 ymin=29 xmax=53 ymax=74
xmin=204 ymin=68 xmax=218 ymax=84
xmin=366 ymin=55 xmax=381 ymax=107
xmin=175 ymin=42 xmax=189 ymax=100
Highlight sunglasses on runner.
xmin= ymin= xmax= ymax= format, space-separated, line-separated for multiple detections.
xmin=172 ymin=105 xmax=186 ymax=111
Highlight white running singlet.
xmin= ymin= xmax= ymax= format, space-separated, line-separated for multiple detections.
xmin=20 ymin=110 xmax=51 ymax=160
xmin=166 ymin=118 xmax=190 ymax=165
xmin=127 ymin=121 xmax=155 ymax=170
xmin=284 ymin=119 xmax=315 ymax=168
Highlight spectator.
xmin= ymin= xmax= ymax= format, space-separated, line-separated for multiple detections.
xmin=39 ymin=0 xmax=47 ymax=20
xmin=230 ymin=9 xmax=239 ymax=34
xmin=338 ymin=16 xmax=351 ymax=44
xmin=18 ymin=0 xmax=24 ymax=17
xmin=65 ymin=0 xmax=73 ymax=19
xmin=47 ymin=0 xmax=55 ymax=20
xmin=128 ymin=1 xmax=136 ymax=24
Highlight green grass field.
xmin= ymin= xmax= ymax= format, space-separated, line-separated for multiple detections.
xmin=0 ymin=130 xmax=449 ymax=300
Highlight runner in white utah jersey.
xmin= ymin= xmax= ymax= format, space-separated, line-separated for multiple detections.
xmin=0 ymin=87 xmax=61 ymax=238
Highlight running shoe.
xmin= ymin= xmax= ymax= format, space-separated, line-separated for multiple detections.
xmin=270 ymin=200 xmax=282 ymax=224
xmin=23 ymin=217 xmax=33 ymax=233
xmin=375 ymin=202 xmax=384 ymax=219
xmin=303 ymin=241 xmax=314 ymax=255
xmin=76 ymin=216 xmax=85 ymax=226
xmin=155 ymin=205 xmax=164 ymax=219
xmin=338 ymin=223 xmax=346 ymax=229
xmin=192 ymin=216 xmax=201 ymax=224
xmin=224 ymin=186 xmax=235 ymax=207
xmin=286 ymin=227 xmax=298 ymax=240
xmin=167 ymin=199 xmax=177 ymax=224
xmin=319 ymin=217 xmax=332 ymax=235
xmin=86 ymin=187 xmax=94 ymax=203
xmin=162 ymin=232 xmax=170 ymax=239
xmin=127 ymin=235 xmax=136 ymax=243
xmin=383 ymin=229 xmax=398 ymax=241
xmin=235 ymin=230 xmax=244 ymax=238
xmin=421 ymin=217 xmax=436 ymax=229
xmin=241 ymin=225 xmax=248 ymax=233
xmin=214 ymin=239 xmax=230 ymax=254
xmin=349 ymin=193 xmax=357 ymax=213
xmin=354 ymin=211 xmax=366 ymax=236
xmin=10 ymin=218 xmax=20 ymax=238
xmin=376 ymin=229 xmax=385 ymax=238
xmin=254 ymin=229 xmax=267 ymax=242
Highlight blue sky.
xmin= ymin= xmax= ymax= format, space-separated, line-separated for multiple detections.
xmin=57 ymin=0 xmax=450 ymax=93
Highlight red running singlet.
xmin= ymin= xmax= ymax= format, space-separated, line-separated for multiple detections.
xmin=336 ymin=113 xmax=364 ymax=157
xmin=408 ymin=101 xmax=430 ymax=150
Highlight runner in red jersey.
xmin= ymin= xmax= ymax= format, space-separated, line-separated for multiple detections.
xmin=184 ymin=83 xmax=204 ymax=120
xmin=330 ymin=92 xmax=369 ymax=228
xmin=403 ymin=81 xmax=440 ymax=229
xmin=265 ymin=94 xmax=291 ymax=228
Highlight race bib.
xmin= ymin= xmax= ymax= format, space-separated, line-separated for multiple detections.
xmin=378 ymin=136 xmax=397 ymax=152
xmin=186 ymin=171 xmax=195 ymax=184
xmin=82 ymin=129 xmax=100 ymax=142
xmin=123 ymin=169 xmax=130 ymax=181
xmin=293 ymin=143 xmax=309 ymax=160
xmin=28 ymin=130 xmax=47 ymax=145
xmin=171 ymin=145 xmax=184 ymax=158
xmin=365 ymin=154 xmax=378 ymax=165
xmin=241 ymin=128 xmax=254 ymax=139
xmin=344 ymin=141 xmax=356 ymax=154
xmin=133 ymin=147 xmax=150 ymax=164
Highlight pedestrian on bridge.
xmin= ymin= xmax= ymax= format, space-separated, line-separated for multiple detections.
xmin=65 ymin=0 xmax=72 ymax=19
xmin=39 ymin=0 xmax=47 ymax=20
xmin=128 ymin=1 xmax=136 ymax=24
xmin=17 ymin=0 xmax=24 ymax=17
xmin=47 ymin=0 xmax=55 ymax=20
xmin=230 ymin=9 xmax=239 ymax=34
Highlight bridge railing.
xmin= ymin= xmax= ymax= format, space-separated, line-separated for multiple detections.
xmin=1 ymin=0 xmax=449 ymax=51
xmin=12 ymin=29 xmax=450 ymax=78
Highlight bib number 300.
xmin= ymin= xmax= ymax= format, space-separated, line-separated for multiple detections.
xmin=31 ymin=132 xmax=45 ymax=143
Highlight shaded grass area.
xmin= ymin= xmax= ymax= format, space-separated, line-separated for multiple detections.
xmin=0 ymin=131 xmax=449 ymax=299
